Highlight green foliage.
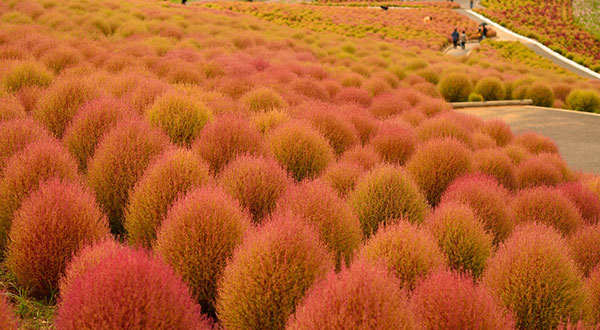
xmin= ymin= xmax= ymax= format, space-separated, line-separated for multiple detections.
xmin=468 ymin=93 xmax=484 ymax=102
xmin=567 ymin=89 xmax=600 ymax=113
xmin=438 ymin=73 xmax=473 ymax=102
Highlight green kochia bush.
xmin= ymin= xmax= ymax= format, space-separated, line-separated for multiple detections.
xmin=484 ymin=223 xmax=591 ymax=329
xmin=216 ymin=214 xmax=333 ymax=330
xmin=468 ymin=93 xmax=483 ymax=102
xmin=526 ymin=82 xmax=554 ymax=107
xmin=566 ymin=89 xmax=600 ymax=113
xmin=286 ymin=261 xmax=416 ymax=330
xmin=438 ymin=73 xmax=473 ymax=102
xmin=350 ymin=165 xmax=429 ymax=237
xmin=473 ymin=77 xmax=506 ymax=101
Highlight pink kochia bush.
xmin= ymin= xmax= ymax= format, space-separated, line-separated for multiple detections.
xmin=588 ymin=265 xmax=600 ymax=323
xmin=357 ymin=221 xmax=446 ymax=290
xmin=440 ymin=174 xmax=514 ymax=245
xmin=370 ymin=120 xmax=418 ymax=165
xmin=0 ymin=95 xmax=26 ymax=123
xmin=267 ymin=121 xmax=334 ymax=181
xmin=425 ymin=202 xmax=493 ymax=279
xmin=0 ymin=118 xmax=52 ymax=174
xmin=193 ymin=114 xmax=264 ymax=174
xmin=406 ymin=137 xmax=472 ymax=206
xmin=6 ymin=180 xmax=110 ymax=297
xmin=124 ymin=149 xmax=211 ymax=247
xmin=86 ymin=119 xmax=171 ymax=232
xmin=55 ymin=244 xmax=211 ymax=330
xmin=304 ymin=105 xmax=359 ymax=155
xmin=321 ymin=160 xmax=365 ymax=197
xmin=480 ymin=119 xmax=513 ymax=147
xmin=0 ymin=292 xmax=18 ymax=329
xmin=510 ymin=186 xmax=584 ymax=235
xmin=216 ymin=214 xmax=333 ymax=330
xmin=516 ymin=153 xmax=565 ymax=188
xmin=558 ymin=182 xmax=600 ymax=225
xmin=0 ymin=140 xmax=79 ymax=250
xmin=513 ymin=131 xmax=559 ymax=154
xmin=62 ymin=97 xmax=135 ymax=171
xmin=219 ymin=154 xmax=290 ymax=222
xmin=472 ymin=148 xmax=517 ymax=190
xmin=410 ymin=271 xmax=515 ymax=330
xmin=273 ymin=180 xmax=362 ymax=269
xmin=484 ymin=223 xmax=590 ymax=329
xmin=286 ymin=261 xmax=416 ymax=330
xmin=568 ymin=224 xmax=600 ymax=276
xmin=350 ymin=165 xmax=429 ymax=237
xmin=154 ymin=186 xmax=251 ymax=316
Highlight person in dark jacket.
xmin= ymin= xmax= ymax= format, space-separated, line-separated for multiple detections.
xmin=451 ymin=29 xmax=459 ymax=48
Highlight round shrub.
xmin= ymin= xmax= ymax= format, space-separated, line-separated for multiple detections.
xmin=340 ymin=145 xmax=381 ymax=171
xmin=472 ymin=148 xmax=517 ymax=190
xmin=62 ymin=97 xmax=135 ymax=171
xmin=0 ymin=95 xmax=26 ymax=123
xmin=438 ymin=73 xmax=472 ymax=102
xmin=416 ymin=114 xmax=472 ymax=146
xmin=411 ymin=271 xmax=515 ymax=330
xmin=86 ymin=119 xmax=171 ymax=233
xmin=406 ymin=137 xmax=472 ymax=206
xmin=33 ymin=77 xmax=97 ymax=138
xmin=358 ymin=221 xmax=445 ymax=290
xmin=566 ymin=89 xmax=600 ymax=113
xmin=516 ymin=154 xmax=564 ymax=188
xmin=370 ymin=120 xmax=417 ymax=165
xmin=154 ymin=186 xmax=251 ymax=316
xmin=305 ymin=106 xmax=359 ymax=155
xmin=511 ymin=186 xmax=584 ymax=236
xmin=251 ymin=109 xmax=289 ymax=134
xmin=242 ymin=87 xmax=286 ymax=112
xmin=468 ymin=92 xmax=484 ymax=102
xmin=267 ymin=121 xmax=334 ymax=181
xmin=6 ymin=180 xmax=110 ymax=297
xmin=147 ymin=93 xmax=212 ymax=146
xmin=334 ymin=87 xmax=371 ymax=107
xmin=286 ymin=261 xmax=415 ymax=330
xmin=0 ymin=292 xmax=18 ymax=329
xmin=55 ymin=245 xmax=211 ymax=330
xmin=480 ymin=119 xmax=513 ymax=147
xmin=441 ymin=174 xmax=514 ymax=245
xmin=216 ymin=214 xmax=333 ymax=330
xmin=369 ymin=93 xmax=412 ymax=119
xmin=0 ymin=118 xmax=51 ymax=174
xmin=484 ymin=223 xmax=590 ymax=329
xmin=124 ymin=149 xmax=211 ymax=247
xmin=526 ymin=82 xmax=555 ymax=107
xmin=0 ymin=140 xmax=79 ymax=250
xmin=2 ymin=61 xmax=52 ymax=92
xmin=415 ymin=68 xmax=439 ymax=85
xmin=559 ymin=182 xmax=600 ymax=225
xmin=588 ymin=265 xmax=600 ymax=323
xmin=569 ymin=224 xmax=600 ymax=276
xmin=503 ymin=143 xmax=530 ymax=165
xmin=321 ymin=161 xmax=365 ymax=197
xmin=193 ymin=114 xmax=264 ymax=174
xmin=425 ymin=202 xmax=493 ymax=278
xmin=348 ymin=107 xmax=378 ymax=144
xmin=350 ymin=165 xmax=429 ymax=236
xmin=471 ymin=132 xmax=497 ymax=149
xmin=220 ymin=154 xmax=290 ymax=222
xmin=273 ymin=180 xmax=362 ymax=269
xmin=513 ymin=132 xmax=559 ymax=154
xmin=473 ymin=77 xmax=506 ymax=101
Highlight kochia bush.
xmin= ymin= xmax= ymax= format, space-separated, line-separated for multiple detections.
xmin=438 ymin=73 xmax=472 ymax=102
xmin=370 ymin=120 xmax=417 ymax=165
xmin=286 ymin=261 xmax=415 ymax=330
xmin=216 ymin=214 xmax=333 ymax=330
xmin=472 ymin=148 xmax=517 ymax=190
xmin=0 ymin=292 xmax=18 ymax=330
xmin=2 ymin=61 xmax=52 ymax=92
xmin=484 ymin=223 xmax=590 ymax=329
xmin=473 ymin=77 xmax=506 ymax=101
xmin=526 ymin=82 xmax=555 ymax=107
xmin=558 ymin=182 xmax=600 ymax=225
xmin=6 ymin=180 xmax=110 ymax=297
xmin=154 ymin=186 xmax=251 ymax=316
xmin=0 ymin=118 xmax=51 ymax=174
xmin=568 ymin=224 xmax=600 ymax=276
xmin=55 ymin=246 xmax=211 ymax=330
xmin=416 ymin=114 xmax=472 ymax=147
xmin=305 ymin=105 xmax=359 ymax=155
xmin=340 ymin=145 xmax=381 ymax=171
xmin=566 ymin=89 xmax=600 ymax=113
xmin=513 ymin=132 xmax=559 ymax=154
xmin=588 ymin=265 xmax=600 ymax=324
xmin=124 ymin=149 xmax=211 ymax=247
xmin=480 ymin=119 xmax=513 ymax=147
xmin=358 ymin=221 xmax=446 ymax=290
xmin=321 ymin=161 xmax=365 ymax=197
xmin=0 ymin=95 xmax=26 ymax=123
xmin=242 ymin=87 xmax=286 ymax=112
xmin=516 ymin=153 xmax=563 ymax=188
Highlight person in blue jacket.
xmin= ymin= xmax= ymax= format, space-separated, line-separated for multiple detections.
xmin=451 ymin=29 xmax=460 ymax=48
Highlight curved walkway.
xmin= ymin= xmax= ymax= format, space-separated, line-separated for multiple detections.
xmin=458 ymin=106 xmax=600 ymax=174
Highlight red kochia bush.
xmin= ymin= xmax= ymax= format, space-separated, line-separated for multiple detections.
xmin=516 ymin=153 xmax=563 ymax=188
xmin=340 ymin=145 xmax=381 ymax=171
xmin=304 ymin=105 xmax=359 ymax=155
xmin=124 ymin=149 xmax=211 ymax=247
xmin=569 ymin=224 xmax=600 ymax=276
xmin=6 ymin=180 xmax=110 ymax=297
xmin=480 ymin=119 xmax=513 ymax=147
xmin=484 ymin=223 xmax=590 ymax=329
xmin=441 ymin=174 xmax=514 ymax=245
xmin=267 ymin=121 xmax=334 ymax=181
xmin=55 ymin=246 xmax=211 ymax=330
xmin=193 ymin=114 xmax=264 ymax=174
xmin=350 ymin=165 xmax=429 ymax=236
xmin=86 ymin=119 xmax=171 ymax=233
xmin=0 ymin=292 xmax=18 ymax=329
xmin=511 ymin=186 xmax=584 ymax=235
xmin=62 ymin=97 xmax=135 ymax=171
xmin=273 ymin=180 xmax=362 ymax=269
xmin=333 ymin=87 xmax=371 ymax=107
xmin=368 ymin=93 xmax=412 ymax=119
xmin=559 ymin=182 xmax=600 ymax=225
xmin=410 ymin=271 xmax=515 ymax=330
xmin=513 ymin=132 xmax=559 ymax=154
xmin=0 ymin=140 xmax=79 ymax=250
xmin=216 ymin=214 xmax=333 ymax=330
xmin=286 ymin=261 xmax=415 ymax=330
xmin=425 ymin=202 xmax=493 ymax=279
xmin=472 ymin=148 xmax=517 ymax=190
xmin=588 ymin=265 xmax=600 ymax=324
xmin=0 ymin=95 xmax=26 ymax=123
xmin=358 ymin=221 xmax=445 ymax=290
xmin=416 ymin=115 xmax=472 ymax=147
xmin=406 ymin=137 xmax=472 ymax=206
xmin=219 ymin=154 xmax=290 ymax=223
xmin=0 ymin=118 xmax=52 ymax=174
xmin=370 ymin=120 xmax=418 ymax=165
xmin=321 ymin=161 xmax=365 ymax=197
xmin=154 ymin=186 xmax=251 ymax=316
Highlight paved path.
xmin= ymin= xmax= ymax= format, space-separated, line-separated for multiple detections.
xmin=458 ymin=106 xmax=600 ymax=174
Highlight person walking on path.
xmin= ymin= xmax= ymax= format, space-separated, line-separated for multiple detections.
xmin=477 ymin=27 xmax=483 ymax=42
xmin=470 ymin=0 xmax=474 ymax=8
xmin=460 ymin=31 xmax=467 ymax=49
xmin=452 ymin=29 xmax=460 ymax=48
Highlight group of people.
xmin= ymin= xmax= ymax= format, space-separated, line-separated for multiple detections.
xmin=451 ymin=24 xmax=488 ymax=50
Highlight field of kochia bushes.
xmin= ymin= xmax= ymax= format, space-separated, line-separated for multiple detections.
xmin=1 ymin=0 xmax=600 ymax=328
